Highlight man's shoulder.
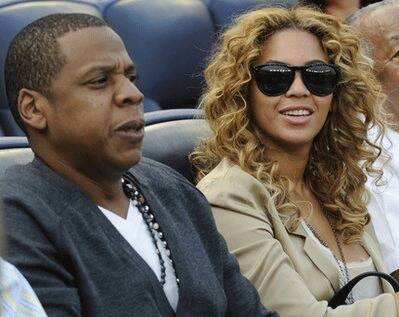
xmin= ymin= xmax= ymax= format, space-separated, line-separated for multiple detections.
xmin=131 ymin=157 xmax=193 ymax=188
xmin=0 ymin=161 xmax=41 ymax=194
xmin=132 ymin=157 xmax=209 ymax=210
xmin=0 ymin=158 xmax=82 ymax=207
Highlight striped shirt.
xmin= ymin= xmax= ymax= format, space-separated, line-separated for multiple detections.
xmin=0 ymin=258 xmax=46 ymax=317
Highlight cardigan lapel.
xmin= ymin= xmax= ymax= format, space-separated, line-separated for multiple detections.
xmin=127 ymin=169 xmax=188 ymax=314
xmin=31 ymin=158 xmax=176 ymax=315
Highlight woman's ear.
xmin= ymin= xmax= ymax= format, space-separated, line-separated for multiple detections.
xmin=17 ymin=88 xmax=48 ymax=131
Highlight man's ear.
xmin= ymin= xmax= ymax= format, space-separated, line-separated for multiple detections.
xmin=17 ymin=88 xmax=49 ymax=131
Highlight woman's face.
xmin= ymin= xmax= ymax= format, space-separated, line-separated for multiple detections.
xmin=250 ymin=29 xmax=333 ymax=152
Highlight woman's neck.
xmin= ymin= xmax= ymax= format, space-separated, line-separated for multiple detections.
xmin=266 ymin=143 xmax=310 ymax=191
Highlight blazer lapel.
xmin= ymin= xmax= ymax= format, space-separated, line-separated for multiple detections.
xmin=281 ymin=214 xmax=341 ymax=292
xmin=302 ymin=231 xmax=341 ymax=292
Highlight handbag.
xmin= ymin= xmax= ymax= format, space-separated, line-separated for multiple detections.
xmin=328 ymin=271 xmax=399 ymax=308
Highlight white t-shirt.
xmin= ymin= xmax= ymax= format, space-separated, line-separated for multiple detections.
xmin=99 ymin=201 xmax=179 ymax=311
xmin=367 ymin=128 xmax=399 ymax=273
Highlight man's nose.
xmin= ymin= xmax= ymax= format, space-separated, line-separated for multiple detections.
xmin=115 ymin=77 xmax=144 ymax=107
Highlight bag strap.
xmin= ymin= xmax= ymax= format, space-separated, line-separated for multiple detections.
xmin=328 ymin=271 xmax=399 ymax=308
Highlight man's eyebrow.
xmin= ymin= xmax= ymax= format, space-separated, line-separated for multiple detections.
xmin=390 ymin=34 xmax=399 ymax=42
xmin=81 ymin=63 xmax=136 ymax=76
xmin=125 ymin=64 xmax=136 ymax=73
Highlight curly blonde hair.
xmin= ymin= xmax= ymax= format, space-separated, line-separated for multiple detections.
xmin=191 ymin=5 xmax=386 ymax=243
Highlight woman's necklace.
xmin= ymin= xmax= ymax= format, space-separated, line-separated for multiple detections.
xmin=300 ymin=201 xmax=355 ymax=304
xmin=121 ymin=175 xmax=180 ymax=287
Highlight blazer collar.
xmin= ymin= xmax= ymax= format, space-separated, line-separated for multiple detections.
xmin=281 ymin=213 xmax=341 ymax=291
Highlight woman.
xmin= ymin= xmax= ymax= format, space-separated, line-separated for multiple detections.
xmin=192 ymin=6 xmax=399 ymax=317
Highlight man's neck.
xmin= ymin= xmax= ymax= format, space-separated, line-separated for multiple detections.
xmin=35 ymin=150 xmax=130 ymax=218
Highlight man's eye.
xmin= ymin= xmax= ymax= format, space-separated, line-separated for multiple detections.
xmin=391 ymin=51 xmax=399 ymax=61
xmin=127 ymin=74 xmax=138 ymax=83
xmin=90 ymin=76 xmax=108 ymax=86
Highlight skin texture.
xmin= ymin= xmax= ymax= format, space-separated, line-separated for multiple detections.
xmin=357 ymin=4 xmax=399 ymax=130
xmin=17 ymin=26 xmax=144 ymax=217
xmin=325 ymin=0 xmax=361 ymax=20
xmin=250 ymin=29 xmax=369 ymax=263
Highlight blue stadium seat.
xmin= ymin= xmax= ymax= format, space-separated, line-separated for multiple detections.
xmin=104 ymin=0 xmax=214 ymax=112
xmin=206 ymin=0 xmax=298 ymax=31
xmin=0 ymin=0 xmax=101 ymax=136
xmin=81 ymin=0 xmax=115 ymax=11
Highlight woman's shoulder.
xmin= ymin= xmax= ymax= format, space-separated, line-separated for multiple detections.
xmin=196 ymin=158 xmax=273 ymax=213
xmin=197 ymin=158 xmax=264 ymax=191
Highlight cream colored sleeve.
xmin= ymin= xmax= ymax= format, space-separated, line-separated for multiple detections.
xmin=198 ymin=174 xmax=398 ymax=317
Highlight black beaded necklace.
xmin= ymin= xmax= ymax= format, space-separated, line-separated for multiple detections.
xmin=121 ymin=175 xmax=180 ymax=287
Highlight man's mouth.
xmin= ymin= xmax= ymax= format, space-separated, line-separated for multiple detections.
xmin=115 ymin=119 xmax=145 ymax=132
xmin=115 ymin=119 xmax=145 ymax=143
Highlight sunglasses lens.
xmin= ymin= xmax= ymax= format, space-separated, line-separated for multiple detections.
xmin=254 ymin=64 xmax=293 ymax=96
xmin=303 ymin=64 xmax=339 ymax=96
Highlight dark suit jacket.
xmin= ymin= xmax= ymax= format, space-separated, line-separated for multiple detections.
xmin=0 ymin=156 xmax=277 ymax=317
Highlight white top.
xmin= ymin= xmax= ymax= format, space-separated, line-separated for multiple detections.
xmin=99 ymin=201 xmax=179 ymax=311
xmin=302 ymin=221 xmax=383 ymax=301
xmin=366 ymin=128 xmax=399 ymax=273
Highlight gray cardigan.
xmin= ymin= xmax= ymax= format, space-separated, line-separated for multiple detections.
xmin=0 ymin=157 xmax=277 ymax=317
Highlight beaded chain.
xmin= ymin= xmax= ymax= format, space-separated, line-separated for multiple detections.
xmin=121 ymin=176 xmax=180 ymax=287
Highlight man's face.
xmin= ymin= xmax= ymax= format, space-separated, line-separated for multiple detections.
xmin=44 ymin=26 xmax=144 ymax=176
xmin=359 ymin=5 xmax=399 ymax=121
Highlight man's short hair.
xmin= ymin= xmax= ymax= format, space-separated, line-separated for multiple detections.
xmin=346 ymin=0 xmax=399 ymax=26
xmin=4 ymin=13 xmax=107 ymax=131
xmin=345 ymin=0 xmax=399 ymax=64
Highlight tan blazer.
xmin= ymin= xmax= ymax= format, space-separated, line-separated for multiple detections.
xmin=197 ymin=158 xmax=397 ymax=317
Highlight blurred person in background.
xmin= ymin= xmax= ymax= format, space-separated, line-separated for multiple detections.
xmin=192 ymin=6 xmax=399 ymax=317
xmin=348 ymin=0 xmax=399 ymax=281
xmin=300 ymin=0 xmax=381 ymax=20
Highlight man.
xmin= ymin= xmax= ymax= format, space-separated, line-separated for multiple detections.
xmin=348 ymin=0 xmax=399 ymax=280
xmin=1 ymin=13 xmax=277 ymax=317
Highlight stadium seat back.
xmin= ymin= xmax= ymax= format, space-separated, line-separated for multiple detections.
xmin=0 ymin=109 xmax=211 ymax=184
xmin=207 ymin=0 xmax=298 ymax=31
xmin=144 ymin=110 xmax=211 ymax=183
xmin=104 ymin=0 xmax=215 ymax=112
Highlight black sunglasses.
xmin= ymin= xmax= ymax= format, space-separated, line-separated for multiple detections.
xmin=251 ymin=62 xmax=340 ymax=97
